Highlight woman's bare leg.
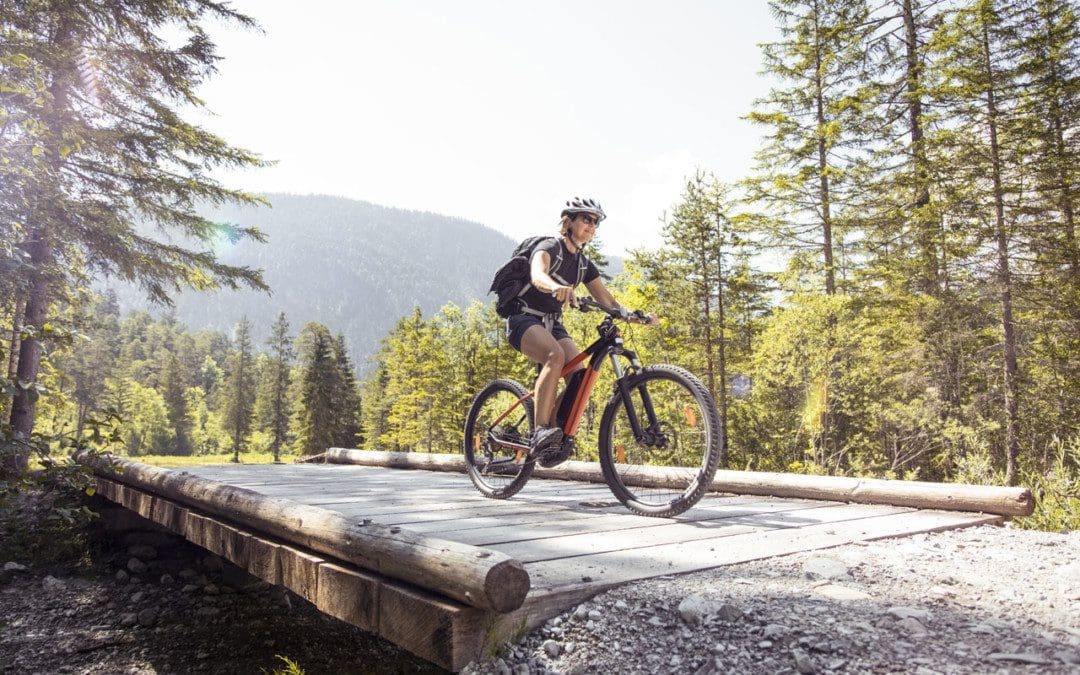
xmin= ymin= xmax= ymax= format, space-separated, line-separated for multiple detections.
xmin=518 ymin=325 xmax=565 ymax=427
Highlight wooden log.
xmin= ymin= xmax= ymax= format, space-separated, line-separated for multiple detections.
xmin=77 ymin=453 xmax=529 ymax=613
xmin=322 ymin=449 xmax=1034 ymax=517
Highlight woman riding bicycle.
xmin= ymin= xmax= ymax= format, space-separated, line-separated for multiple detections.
xmin=507 ymin=196 xmax=658 ymax=456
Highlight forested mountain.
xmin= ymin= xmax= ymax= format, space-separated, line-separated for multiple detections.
xmin=108 ymin=195 xmax=513 ymax=371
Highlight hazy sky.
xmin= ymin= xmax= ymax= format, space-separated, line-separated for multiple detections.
xmin=197 ymin=2 xmax=779 ymax=255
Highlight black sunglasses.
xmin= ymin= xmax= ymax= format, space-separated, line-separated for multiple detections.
xmin=578 ymin=214 xmax=599 ymax=227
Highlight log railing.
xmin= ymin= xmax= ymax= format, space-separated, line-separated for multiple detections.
xmin=309 ymin=448 xmax=1035 ymax=518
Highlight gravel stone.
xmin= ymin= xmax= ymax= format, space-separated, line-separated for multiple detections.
xmin=459 ymin=525 xmax=1078 ymax=675
xmin=126 ymin=558 xmax=148 ymax=575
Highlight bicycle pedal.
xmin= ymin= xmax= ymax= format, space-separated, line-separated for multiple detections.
xmin=536 ymin=440 xmax=574 ymax=468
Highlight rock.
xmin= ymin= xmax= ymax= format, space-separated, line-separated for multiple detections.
xmin=763 ymin=624 xmax=789 ymax=639
xmin=587 ymin=609 xmax=601 ymax=620
xmin=679 ymin=594 xmax=718 ymax=625
xmin=1055 ymin=650 xmax=1080 ymax=665
xmin=115 ymin=570 xmax=129 ymax=583
xmin=3 ymin=562 xmax=28 ymax=572
xmin=792 ymin=649 xmax=816 ymax=674
xmin=987 ymin=653 xmax=1050 ymax=665
xmin=127 ymin=544 xmax=157 ymax=560
xmin=572 ymin=605 xmax=589 ymax=621
xmin=119 ymin=613 xmax=138 ymax=627
xmin=897 ymin=617 xmax=928 ymax=635
xmin=131 ymin=591 xmax=145 ymax=603
xmin=203 ymin=583 xmax=220 ymax=595
xmin=159 ymin=574 xmax=174 ymax=586
xmin=137 ymin=608 xmax=157 ymax=626
xmin=542 ymin=639 xmax=560 ymax=658
xmin=178 ymin=569 xmax=199 ymax=581
xmin=715 ymin=603 xmax=744 ymax=622
xmin=614 ymin=600 xmax=628 ymax=611
xmin=887 ymin=607 xmax=931 ymax=622
xmin=42 ymin=575 xmax=65 ymax=592
xmin=491 ymin=658 xmax=511 ymax=675
xmin=803 ymin=556 xmax=852 ymax=581
xmin=127 ymin=558 xmax=148 ymax=574
xmin=815 ymin=584 xmax=871 ymax=602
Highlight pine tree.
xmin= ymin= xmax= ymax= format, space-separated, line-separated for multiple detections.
xmin=259 ymin=312 xmax=293 ymax=462
xmin=160 ymin=352 xmax=191 ymax=455
xmin=930 ymin=0 xmax=1026 ymax=483
xmin=223 ymin=317 xmax=255 ymax=462
xmin=331 ymin=334 xmax=361 ymax=449
xmin=0 ymin=0 xmax=268 ymax=478
xmin=293 ymin=323 xmax=338 ymax=455
xmin=745 ymin=0 xmax=876 ymax=296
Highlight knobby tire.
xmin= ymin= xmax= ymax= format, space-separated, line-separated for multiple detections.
xmin=598 ymin=364 xmax=724 ymax=517
xmin=463 ymin=378 xmax=535 ymax=499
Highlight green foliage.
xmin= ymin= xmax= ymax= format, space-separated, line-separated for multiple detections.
xmin=1016 ymin=437 xmax=1080 ymax=532
xmin=0 ymin=413 xmax=117 ymax=567
xmin=293 ymin=323 xmax=341 ymax=455
xmin=264 ymin=655 xmax=305 ymax=675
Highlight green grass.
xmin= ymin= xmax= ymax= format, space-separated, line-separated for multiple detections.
xmin=134 ymin=452 xmax=300 ymax=467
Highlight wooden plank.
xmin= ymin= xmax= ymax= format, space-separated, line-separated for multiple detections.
xmin=248 ymin=536 xmax=282 ymax=585
xmin=279 ymin=546 xmax=325 ymax=606
xmin=316 ymin=562 xmax=380 ymax=632
xmin=444 ymin=499 xmax=839 ymax=547
xmin=524 ymin=509 xmax=1001 ymax=590
xmin=497 ymin=503 xmax=895 ymax=563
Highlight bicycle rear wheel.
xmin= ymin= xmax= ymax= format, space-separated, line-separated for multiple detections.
xmin=598 ymin=365 xmax=723 ymax=517
xmin=463 ymin=378 xmax=535 ymax=499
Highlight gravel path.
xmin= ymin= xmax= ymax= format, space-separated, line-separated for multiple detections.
xmin=2 ymin=521 xmax=1077 ymax=674
xmin=464 ymin=524 xmax=1080 ymax=674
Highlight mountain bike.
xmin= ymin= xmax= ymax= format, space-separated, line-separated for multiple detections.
xmin=464 ymin=297 xmax=724 ymax=517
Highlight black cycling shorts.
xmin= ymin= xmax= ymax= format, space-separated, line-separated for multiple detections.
xmin=506 ymin=313 xmax=570 ymax=351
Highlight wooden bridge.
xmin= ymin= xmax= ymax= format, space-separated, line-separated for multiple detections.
xmin=82 ymin=450 xmax=1034 ymax=671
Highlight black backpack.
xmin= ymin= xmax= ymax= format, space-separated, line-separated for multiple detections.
xmin=488 ymin=236 xmax=585 ymax=318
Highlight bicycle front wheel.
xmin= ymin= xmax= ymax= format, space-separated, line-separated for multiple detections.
xmin=463 ymin=378 xmax=535 ymax=499
xmin=598 ymin=365 xmax=724 ymax=517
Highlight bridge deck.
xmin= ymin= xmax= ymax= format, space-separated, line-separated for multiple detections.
xmin=181 ymin=463 xmax=998 ymax=598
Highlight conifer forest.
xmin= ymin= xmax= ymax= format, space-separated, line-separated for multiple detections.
xmin=2 ymin=0 xmax=1078 ymax=530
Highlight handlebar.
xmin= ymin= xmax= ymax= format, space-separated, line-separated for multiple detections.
xmin=574 ymin=296 xmax=648 ymax=322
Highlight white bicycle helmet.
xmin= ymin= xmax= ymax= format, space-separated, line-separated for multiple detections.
xmin=561 ymin=196 xmax=606 ymax=222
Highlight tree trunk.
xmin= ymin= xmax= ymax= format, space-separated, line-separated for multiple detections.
xmin=715 ymin=212 xmax=730 ymax=461
xmin=812 ymin=2 xmax=837 ymax=467
xmin=903 ymin=0 xmax=939 ymax=293
xmin=6 ymin=295 xmax=23 ymax=383
xmin=3 ymin=16 xmax=75 ymax=479
xmin=4 ymin=236 xmax=51 ymax=478
xmin=981 ymin=17 xmax=1022 ymax=486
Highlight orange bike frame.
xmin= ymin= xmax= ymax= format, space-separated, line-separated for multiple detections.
xmin=488 ymin=338 xmax=610 ymax=440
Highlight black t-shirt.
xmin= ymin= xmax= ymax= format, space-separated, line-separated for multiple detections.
xmin=519 ymin=237 xmax=600 ymax=315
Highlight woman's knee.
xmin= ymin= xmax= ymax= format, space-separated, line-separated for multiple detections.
xmin=540 ymin=347 xmax=565 ymax=369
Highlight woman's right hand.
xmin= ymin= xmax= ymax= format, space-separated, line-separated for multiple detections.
xmin=552 ymin=285 xmax=576 ymax=305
